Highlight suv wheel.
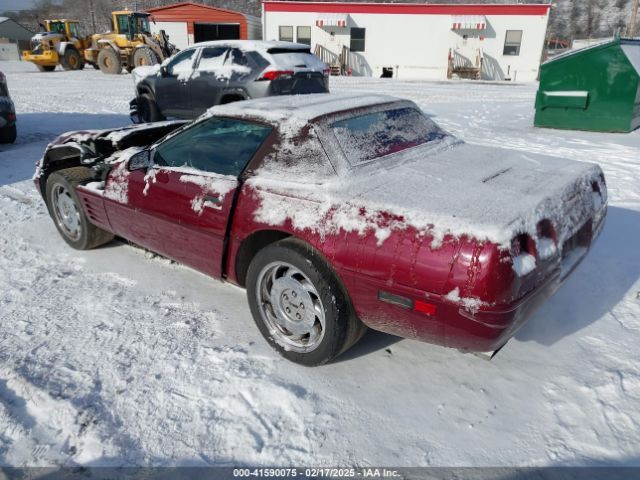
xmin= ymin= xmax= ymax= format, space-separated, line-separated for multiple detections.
xmin=138 ymin=93 xmax=164 ymax=123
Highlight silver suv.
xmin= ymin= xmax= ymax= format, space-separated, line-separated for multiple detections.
xmin=130 ymin=41 xmax=330 ymax=123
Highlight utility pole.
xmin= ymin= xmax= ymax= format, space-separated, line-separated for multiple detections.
xmin=89 ymin=0 xmax=97 ymax=33
xmin=629 ymin=0 xmax=640 ymax=38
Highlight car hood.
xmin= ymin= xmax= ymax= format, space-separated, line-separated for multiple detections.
xmin=132 ymin=65 xmax=160 ymax=86
xmin=49 ymin=120 xmax=186 ymax=149
xmin=250 ymin=140 xmax=606 ymax=250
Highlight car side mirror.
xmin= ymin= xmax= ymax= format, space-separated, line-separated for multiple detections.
xmin=128 ymin=150 xmax=153 ymax=171
xmin=160 ymin=65 xmax=169 ymax=77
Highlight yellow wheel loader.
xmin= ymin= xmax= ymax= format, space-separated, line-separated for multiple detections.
xmin=22 ymin=20 xmax=93 ymax=72
xmin=85 ymin=11 xmax=176 ymax=75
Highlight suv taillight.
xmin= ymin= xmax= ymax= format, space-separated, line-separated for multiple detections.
xmin=256 ymin=70 xmax=294 ymax=81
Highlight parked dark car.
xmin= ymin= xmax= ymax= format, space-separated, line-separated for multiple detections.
xmin=0 ymin=71 xmax=16 ymax=144
xmin=130 ymin=40 xmax=330 ymax=123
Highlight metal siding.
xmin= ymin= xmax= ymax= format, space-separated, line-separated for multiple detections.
xmin=147 ymin=3 xmax=248 ymax=39
xmin=263 ymin=1 xmax=552 ymax=16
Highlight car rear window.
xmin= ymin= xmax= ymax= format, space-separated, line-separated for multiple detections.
xmin=330 ymin=107 xmax=447 ymax=165
xmin=265 ymin=49 xmax=325 ymax=69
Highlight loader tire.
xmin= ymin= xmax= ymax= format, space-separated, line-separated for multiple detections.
xmin=133 ymin=47 xmax=158 ymax=68
xmin=45 ymin=167 xmax=114 ymax=250
xmin=37 ymin=65 xmax=56 ymax=72
xmin=98 ymin=48 xmax=122 ymax=75
xmin=61 ymin=48 xmax=84 ymax=71
xmin=138 ymin=94 xmax=165 ymax=123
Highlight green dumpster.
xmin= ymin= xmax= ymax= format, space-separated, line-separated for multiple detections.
xmin=535 ymin=38 xmax=640 ymax=133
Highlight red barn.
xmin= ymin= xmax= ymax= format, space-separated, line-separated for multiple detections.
xmin=147 ymin=2 xmax=262 ymax=50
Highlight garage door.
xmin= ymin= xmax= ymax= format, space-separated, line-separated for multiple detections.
xmin=194 ymin=23 xmax=240 ymax=42
xmin=151 ymin=21 xmax=189 ymax=51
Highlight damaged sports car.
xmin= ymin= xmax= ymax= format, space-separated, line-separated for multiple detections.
xmin=34 ymin=93 xmax=607 ymax=365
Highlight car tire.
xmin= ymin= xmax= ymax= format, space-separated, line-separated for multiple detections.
xmin=246 ymin=238 xmax=367 ymax=366
xmin=0 ymin=124 xmax=16 ymax=144
xmin=133 ymin=47 xmax=158 ymax=68
xmin=137 ymin=93 xmax=165 ymax=123
xmin=45 ymin=167 xmax=114 ymax=250
xmin=37 ymin=65 xmax=56 ymax=72
xmin=61 ymin=48 xmax=84 ymax=71
xmin=97 ymin=48 xmax=122 ymax=75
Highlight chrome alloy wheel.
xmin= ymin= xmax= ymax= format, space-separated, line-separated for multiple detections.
xmin=256 ymin=261 xmax=326 ymax=353
xmin=52 ymin=184 xmax=81 ymax=240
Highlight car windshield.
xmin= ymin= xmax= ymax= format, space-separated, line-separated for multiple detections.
xmin=330 ymin=107 xmax=447 ymax=166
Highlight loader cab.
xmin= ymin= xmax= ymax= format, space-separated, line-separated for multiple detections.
xmin=45 ymin=20 xmax=80 ymax=38
xmin=113 ymin=11 xmax=152 ymax=40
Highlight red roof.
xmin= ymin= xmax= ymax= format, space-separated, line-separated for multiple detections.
xmin=262 ymin=1 xmax=552 ymax=16
xmin=147 ymin=1 xmax=247 ymax=17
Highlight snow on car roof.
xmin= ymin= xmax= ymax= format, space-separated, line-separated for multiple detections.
xmin=209 ymin=93 xmax=402 ymax=124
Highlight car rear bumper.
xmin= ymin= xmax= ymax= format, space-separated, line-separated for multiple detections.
xmin=346 ymin=210 xmax=606 ymax=354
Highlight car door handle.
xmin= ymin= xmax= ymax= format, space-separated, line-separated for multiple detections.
xmin=204 ymin=194 xmax=220 ymax=203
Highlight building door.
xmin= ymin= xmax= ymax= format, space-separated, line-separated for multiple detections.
xmin=151 ymin=21 xmax=189 ymax=50
xmin=194 ymin=23 xmax=241 ymax=42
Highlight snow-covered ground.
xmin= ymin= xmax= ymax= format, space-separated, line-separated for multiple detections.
xmin=1 ymin=61 xmax=639 ymax=468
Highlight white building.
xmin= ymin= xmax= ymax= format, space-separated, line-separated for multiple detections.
xmin=262 ymin=1 xmax=552 ymax=82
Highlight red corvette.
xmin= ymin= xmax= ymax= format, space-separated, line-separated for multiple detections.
xmin=35 ymin=94 xmax=607 ymax=365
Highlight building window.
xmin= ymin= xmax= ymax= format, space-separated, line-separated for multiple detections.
xmin=503 ymin=30 xmax=523 ymax=56
xmin=279 ymin=26 xmax=294 ymax=42
xmin=350 ymin=27 xmax=365 ymax=52
xmin=297 ymin=26 xmax=311 ymax=45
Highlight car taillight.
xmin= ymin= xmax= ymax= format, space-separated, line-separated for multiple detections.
xmin=511 ymin=233 xmax=536 ymax=257
xmin=257 ymin=70 xmax=294 ymax=81
xmin=511 ymin=233 xmax=538 ymax=276
xmin=536 ymin=219 xmax=557 ymax=259
xmin=536 ymin=219 xmax=556 ymax=243
xmin=323 ymin=67 xmax=331 ymax=77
